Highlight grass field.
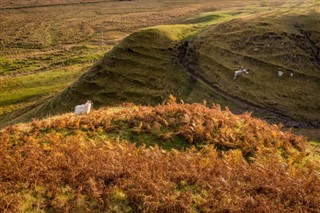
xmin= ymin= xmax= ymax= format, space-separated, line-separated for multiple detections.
xmin=0 ymin=0 xmax=284 ymax=115
xmin=0 ymin=0 xmax=205 ymax=114
xmin=1 ymin=0 xmax=319 ymax=141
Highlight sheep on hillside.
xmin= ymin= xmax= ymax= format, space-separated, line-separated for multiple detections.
xmin=234 ymin=67 xmax=249 ymax=79
xmin=278 ymin=71 xmax=284 ymax=77
xmin=75 ymin=100 xmax=92 ymax=115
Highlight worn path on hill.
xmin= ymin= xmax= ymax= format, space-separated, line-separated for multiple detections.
xmin=176 ymin=41 xmax=320 ymax=128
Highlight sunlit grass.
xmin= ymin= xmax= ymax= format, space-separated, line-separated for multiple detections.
xmin=0 ymin=64 xmax=89 ymax=114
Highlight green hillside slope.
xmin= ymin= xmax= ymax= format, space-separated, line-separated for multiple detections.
xmin=0 ymin=26 xmax=232 ymax=127
xmin=190 ymin=14 xmax=320 ymax=122
xmin=1 ymin=4 xmax=319 ymax=130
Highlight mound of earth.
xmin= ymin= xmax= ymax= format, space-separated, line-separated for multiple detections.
xmin=1 ymin=100 xmax=319 ymax=212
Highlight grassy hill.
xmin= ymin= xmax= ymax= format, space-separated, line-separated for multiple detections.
xmin=1 ymin=0 xmax=230 ymax=116
xmin=1 ymin=4 xmax=319 ymax=132
xmin=191 ymin=14 xmax=320 ymax=123
xmin=1 ymin=100 xmax=320 ymax=212
xmin=1 ymin=1 xmax=320 ymax=212
xmin=0 ymin=25 xmax=228 ymax=126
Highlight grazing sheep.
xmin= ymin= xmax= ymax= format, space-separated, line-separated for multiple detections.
xmin=75 ymin=100 xmax=92 ymax=115
xmin=234 ymin=67 xmax=249 ymax=79
xmin=290 ymin=72 xmax=294 ymax=77
xmin=234 ymin=70 xmax=243 ymax=79
xmin=278 ymin=71 xmax=284 ymax=77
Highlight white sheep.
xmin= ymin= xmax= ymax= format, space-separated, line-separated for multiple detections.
xmin=234 ymin=70 xmax=243 ymax=79
xmin=278 ymin=71 xmax=284 ymax=77
xmin=234 ymin=67 xmax=249 ymax=79
xmin=75 ymin=100 xmax=92 ymax=115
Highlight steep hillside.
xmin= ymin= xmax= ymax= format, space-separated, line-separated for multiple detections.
xmin=0 ymin=26 xmax=231 ymax=127
xmin=189 ymin=14 xmax=320 ymax=123
xmin=1 ymin=4 xmax=320 ymax=130
xmin=1 ymin=100 xmax=320 ymax=212
xmin=0 ymin=0 xmax=215 ymax=116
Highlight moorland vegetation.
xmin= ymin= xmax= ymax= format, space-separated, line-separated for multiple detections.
xmin=1 ymin=99 xmax=319 ymax=212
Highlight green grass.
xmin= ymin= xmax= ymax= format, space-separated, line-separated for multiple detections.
xmin=0 ymin=65 xmax=88 ymax=115
xmin=0 ymin=44 xmax=108 ymax=115
xmin=0 ymin=25 xmax=232 ymax=127
xmin=183 ymin=5 xmax=273 ymax=26
xmin=188 ymin=7 xmax=320 ymax=121
xmin=0 ymin=0 xmax=290 ymax=119
xmin=3 ymin=5 xmax=320 ymax=131
xmin=145 ymin=25 xmax=200 ymax=41
xmin=50 ymin=52 xmax=104 ymax=66
xmin=185 ymin=12 xmax=234 ymax=25
xmin=0 ymin=1 xmax=267 ymax=116
xmin=0 ymin=57 xmax=14 ymax=74
xmin=0 ymin=46 xmax=107 ymax=75
xmin=0 ymin=57 xmax=40 ymax=75
xmin=1 ymin=0 xmax=320 ymax=143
